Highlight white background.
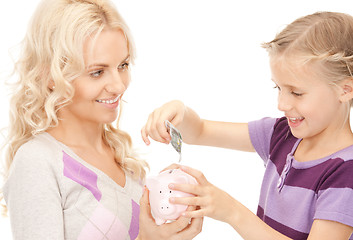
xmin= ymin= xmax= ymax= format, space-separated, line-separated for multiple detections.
xmin=0 ymin=1 xmax=352 ymax=239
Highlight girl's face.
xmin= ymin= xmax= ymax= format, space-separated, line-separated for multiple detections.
xmin=270 ymin=59 xmax=347 ymax=141
xmin=62 ymin=29 xmax=130 ymax=125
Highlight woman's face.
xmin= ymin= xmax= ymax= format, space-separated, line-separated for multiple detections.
xmin=61 ymin=29 xmax=130 ymax=125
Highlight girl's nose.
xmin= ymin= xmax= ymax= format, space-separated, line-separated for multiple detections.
xmin=277 ymin=92 xmax=292 ymax=112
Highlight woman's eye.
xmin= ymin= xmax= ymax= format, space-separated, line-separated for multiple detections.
xmin=118 ymin=62 xmax=130 ymax=72
xmin=90 ymin=70 xmax=104 ymax=78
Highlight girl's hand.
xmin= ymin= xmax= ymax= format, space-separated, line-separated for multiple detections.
xmin=137 ymin=186 xmax=203 ymax=240
xmin=141 ymin=100 xmax=186 ymax=145
xmin=169 ymin=165 xmax=238 ymax=224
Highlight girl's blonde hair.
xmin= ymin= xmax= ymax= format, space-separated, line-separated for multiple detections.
xmin=262 ymin=11 xmax=353 ymax=86
xmin=1 ymin=0 xmax=148 ymax=215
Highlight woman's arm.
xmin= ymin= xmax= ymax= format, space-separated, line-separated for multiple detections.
xmin=3 ymin=145 xmax=64 ymax=239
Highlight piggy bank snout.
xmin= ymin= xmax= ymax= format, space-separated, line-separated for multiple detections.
xmin=146 ymin=169 xmax=197 ymax=225
xmin=157 ymin=198 xmax=176 ymax=215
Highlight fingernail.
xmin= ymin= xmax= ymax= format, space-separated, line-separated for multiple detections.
xmin=169 ymin=183 xmax=175 ymax=189
xmin=169 ymin=197 xmax=175 ymax=203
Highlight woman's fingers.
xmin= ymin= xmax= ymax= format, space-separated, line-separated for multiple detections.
xmin=139 ymin=187 xmax=155 ymax=223
xmin=176 ymin=216 xmax=204 ymax=240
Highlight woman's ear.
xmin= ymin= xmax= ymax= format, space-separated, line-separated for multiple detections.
xmin=41 ymin=67 xmax=55 ymax=90
xmin=339 ymin=78 xmax=353 ymax=103
xmin=48 ymin=79 xmax=55 ymax=90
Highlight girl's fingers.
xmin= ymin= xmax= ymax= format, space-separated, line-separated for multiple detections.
xmin=182 ymin=208 xmax=207 ymax=218
xmin=169 ymin=182 xmax=202 ymax=196
xmin=156 ymin=119 xmax=171 ymax=142
xmin=142 ymin=113 xmax=170 ymax=144
xmin=141 ymin=126 xmax=150 ymax=145
xmin=160 ymin=163 xmax=181 ymax=173
xmin=179 ymin=165 xmax=209 ymax=185
xmin=169 ymin=196 xmax=201 ymax=206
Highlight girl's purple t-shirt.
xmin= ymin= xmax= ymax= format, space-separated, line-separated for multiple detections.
xmin=249 ymin=117 xmax=353 ymax=239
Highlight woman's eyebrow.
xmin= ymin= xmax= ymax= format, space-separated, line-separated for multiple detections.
xmin=87 ymin=55 xmax=130 ymax=69
xmin=87 ymin=63 xmax=109 ymax=69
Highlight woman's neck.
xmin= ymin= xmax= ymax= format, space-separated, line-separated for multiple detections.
xmin=47 ymin=118 xmax=106 ymax=150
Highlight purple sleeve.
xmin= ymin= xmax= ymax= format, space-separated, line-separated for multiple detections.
xmin=248 ymin=117 xmax=276 ymax=164
xmin=315 ymin=160 xmax=353 ymax=228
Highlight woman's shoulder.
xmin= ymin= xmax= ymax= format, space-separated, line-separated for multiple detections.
xmin=4 ymin=133 xmax=65 ymax=197
xmin=14 ymin=132 xmax=64 ymax=167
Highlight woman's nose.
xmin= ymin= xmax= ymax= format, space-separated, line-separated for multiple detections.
xmin=106 ymin=71 xmax=128 ymax=93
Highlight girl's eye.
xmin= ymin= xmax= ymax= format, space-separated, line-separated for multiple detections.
xmin=89 ymin=70 xmax=104 ymax=78
xmin=273 ymin=85 xmax=281 ymax=91
xmin=292 ymin=91 xmax=303 ymax=97
xmin=118 ymin=62 xmax=130 ymax=72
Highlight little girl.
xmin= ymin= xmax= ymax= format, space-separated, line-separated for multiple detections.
xmin=142 ymin=12 xmax=353 ymax=239
xmin=0 ymin=0 xmax=202 ymax=239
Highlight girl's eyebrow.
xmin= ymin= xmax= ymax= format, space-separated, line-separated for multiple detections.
xmin=271 ymin=78 xmax=301 ymax=89
xmin=86 ymin=55 xmax=130 ymax=69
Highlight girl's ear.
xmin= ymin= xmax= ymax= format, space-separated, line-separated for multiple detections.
xmin=339 ymin=78 xmax=353 ymax=103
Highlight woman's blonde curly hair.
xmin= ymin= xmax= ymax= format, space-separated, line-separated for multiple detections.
xmin=1 ymin=0 xmax=148 ymax=216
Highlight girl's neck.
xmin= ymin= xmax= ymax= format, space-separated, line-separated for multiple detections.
xmin=294 ymin=123 xmax=353 ymax=162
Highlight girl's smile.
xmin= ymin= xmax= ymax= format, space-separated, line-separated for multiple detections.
xmin=270 ymin=59 xmax=346 ymax=143
xmin=287 ymin=116 xmax=305 ymax=128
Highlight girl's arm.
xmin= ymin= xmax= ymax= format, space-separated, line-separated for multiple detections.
xmin=191 ymin=120 xmax=254 ymax=151
xmin=141 ymin=100 xmax=255 ymax=152
xmin=308 ymin=220 xmax=353 ymax=239
xmin=169 ymin=165 xmax=353 ymax=240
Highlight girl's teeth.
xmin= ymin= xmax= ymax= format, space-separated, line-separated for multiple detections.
xmin=289 ymin=117 xmax=304 ymax=122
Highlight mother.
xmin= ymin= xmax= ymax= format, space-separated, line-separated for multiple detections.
xmin=0 ymin=0 xmax=202 ymax=239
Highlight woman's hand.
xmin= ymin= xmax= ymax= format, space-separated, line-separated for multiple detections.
xmin=137 ymin=186 xmax=203 ymax=240
xmin=141 ymin=100 xmax=186 ymax=145
xmin=168 ymin=165 xmax=238 ymax=224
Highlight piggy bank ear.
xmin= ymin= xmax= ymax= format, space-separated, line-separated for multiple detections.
xmin=146 ymin=177 xmax=159 ymax=190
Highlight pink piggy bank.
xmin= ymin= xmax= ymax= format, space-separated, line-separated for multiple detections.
xmin=146 ymin=169 xmax=197 ymax=225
